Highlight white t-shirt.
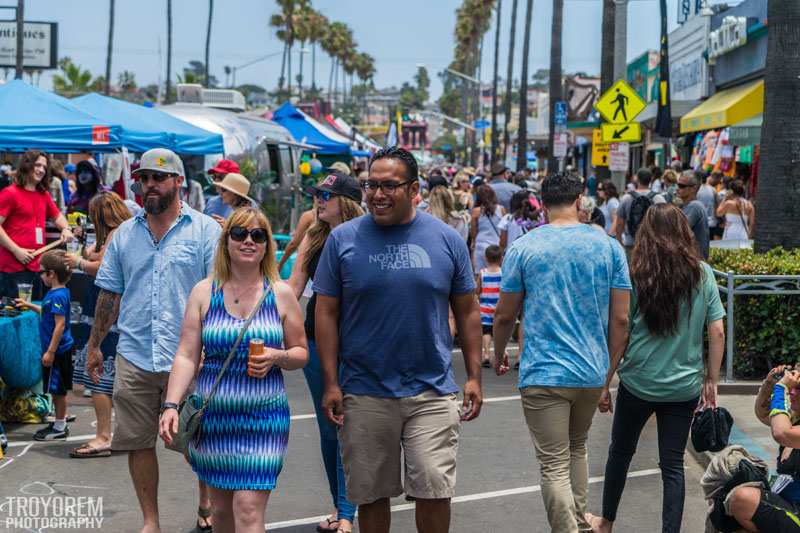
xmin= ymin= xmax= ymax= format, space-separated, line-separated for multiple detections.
xmin=498 ymin=214 xmax=526 ymax=245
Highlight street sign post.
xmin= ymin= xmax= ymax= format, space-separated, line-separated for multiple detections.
xmin=609 ymin=142 xmax=630 ymax=172
xmin=595 ymin=79 xmax=647 ymax=125
xmin=554 ymin=101 xmax=568 ymax=132
xmin=591 ymin=129 xmax=610 ymax=167
xmin=553 ymin=133 xmax=567 ymax=158
xmin=601 ymin=122 xmax=642 ymax=143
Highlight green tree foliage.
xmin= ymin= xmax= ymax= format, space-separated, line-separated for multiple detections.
xmin=52 ymin=58 xmax=103 ymax=97
xmin=709 ymin=248 xmax=800 ymax=378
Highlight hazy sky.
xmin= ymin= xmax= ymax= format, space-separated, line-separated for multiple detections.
xmin=14 ymin=0 xmax=731 ymax=100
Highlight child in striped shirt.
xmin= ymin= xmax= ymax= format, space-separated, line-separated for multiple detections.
xmin=476 ymin=245 xmax=505 ymax=367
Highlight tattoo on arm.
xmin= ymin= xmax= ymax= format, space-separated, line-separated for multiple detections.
xmin=88 ymin=290 xmax=121 ymax=349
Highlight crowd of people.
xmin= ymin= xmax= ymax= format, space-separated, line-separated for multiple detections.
xmin=0 ymin=143 xmax=788 ymax=533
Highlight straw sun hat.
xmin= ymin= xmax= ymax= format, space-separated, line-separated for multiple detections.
xmin=215 ymin=173 xmax=255 ymax=204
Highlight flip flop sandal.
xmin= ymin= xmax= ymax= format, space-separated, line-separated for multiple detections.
xmin=69 ymin=444 xmax=111 ymax=458
xmin=317 ymin=517 xmax=339 ymax=532
xmin=196 ymin=506 xmax=213 ymax=533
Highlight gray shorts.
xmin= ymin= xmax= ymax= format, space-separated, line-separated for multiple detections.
xmin=339 ymin=390 xmax=462 ymax=505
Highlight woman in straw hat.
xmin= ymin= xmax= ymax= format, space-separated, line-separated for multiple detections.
xmin=210 ymin=173 xmax=256 ymax=226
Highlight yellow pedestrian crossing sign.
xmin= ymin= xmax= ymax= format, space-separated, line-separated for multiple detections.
xmin=595 ymin=79 xmax=647 ymax=125
xmin=601 ymin=122 xmax=642 ymax=143
xmin=592 ymin=129 xmax=610 ymax=167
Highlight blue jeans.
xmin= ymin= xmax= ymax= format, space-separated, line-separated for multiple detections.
xmin=303 ymin=341 xmax=356 ymax=522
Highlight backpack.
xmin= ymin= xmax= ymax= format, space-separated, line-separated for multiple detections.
xmin=626 ymin=191 xmax=657 ymax=238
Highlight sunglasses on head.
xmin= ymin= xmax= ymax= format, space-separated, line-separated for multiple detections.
xmin=228 ymin=225 xmax=268 ymax=244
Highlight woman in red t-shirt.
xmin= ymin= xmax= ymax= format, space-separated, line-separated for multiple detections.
xmin=0 ymin=150 xmax=74 ymax=299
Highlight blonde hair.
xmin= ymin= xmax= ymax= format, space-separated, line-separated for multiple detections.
xmin=88 ymin=192 xmax=132 ymax=249
xmin=303 ymin=196 xmax=364 ymax=273
xmin=579 ymin=195 xmax=597 ymax=214
xmin=213 ymin=207 xmax=279 ymax=284
xmin=428 ymin=186 xmax=461 ymax=223
xmin=661 ymin=170 xmax=679 ymax=185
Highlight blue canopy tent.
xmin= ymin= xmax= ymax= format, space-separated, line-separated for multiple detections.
xmin=272 ymin=102 xmax=351 ymax=156
xmin=0 ymin=80 xmax=122 ymax=152
xmin=72 ymin=93 xmax=224 ymax=154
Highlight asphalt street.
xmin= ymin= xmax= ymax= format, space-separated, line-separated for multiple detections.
xmin=1 ymin=347 xmax=710 ymax=533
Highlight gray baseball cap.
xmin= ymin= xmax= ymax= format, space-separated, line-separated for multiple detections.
xmin=132 ymin=148 xmax=185 ymax=176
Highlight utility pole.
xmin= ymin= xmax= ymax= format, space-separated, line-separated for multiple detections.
xmin=596 ymin=0 xmax=615 ymax=183
xmin=490 ymin=0 xmax=502 ymax=167
xmin=610 ymin=0 xmax=628 ymax=192
xmin=14 ymin=0 xmax=24 ymax=80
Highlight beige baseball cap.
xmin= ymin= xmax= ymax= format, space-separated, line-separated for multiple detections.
xmin=133 ymin=148 xmax=185 ymax=176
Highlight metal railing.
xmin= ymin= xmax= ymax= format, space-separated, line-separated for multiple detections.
xmin=713 ymin=269 xmax=800 ymax=381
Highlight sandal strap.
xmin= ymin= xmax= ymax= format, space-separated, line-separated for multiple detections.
xmin=197 ymin=506 xmax=212 ymax=518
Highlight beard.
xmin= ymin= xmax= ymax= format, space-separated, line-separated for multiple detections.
xmin=143 ymin=183 xmax=178 ymax=215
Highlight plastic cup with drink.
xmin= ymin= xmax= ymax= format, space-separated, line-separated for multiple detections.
xmin=18 ymin=283 xmax=32 ymax=304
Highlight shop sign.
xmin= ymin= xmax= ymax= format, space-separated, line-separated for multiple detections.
xmin=709 ymin=16 xmax=747 ymax=60
xmin=0 ymin=21 xmax=58 ymax=69
xmin=553 ymin=133 xmax=568 ymax=158
xmin=609 ymin=143 xmax=630 ymax=172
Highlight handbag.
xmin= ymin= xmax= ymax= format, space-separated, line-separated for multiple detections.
xmin=172 ymin=283 xmax=272 ymax=455
xmin=691 ymin=406 xmax=734 ymax=453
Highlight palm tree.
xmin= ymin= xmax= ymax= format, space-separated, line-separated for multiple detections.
xmin=490 ymin=0 xmax=502 ymax=166
xmin=204 ymin=0 xmax=213 ymax=87
xmin=270 ymin=0 xmax=308 ymax=95
xmin=321 ymin=21 xmax=348 ymax=104
xmin=165 ymin=0 xmax=173 ymax=103
xmin=105 ymin=0 xmax=115 ymax=95
xmin=53 ymin=57 xmax=94 ymax=97
xmin=754 ymin=0 xmax=800 ymax=252
xmin=547 ymin=0 xmax=563 ymax=173
xmin=502 ymin=0 xmax=518 ymax=161
xmin=516 ymin=0 xmax=534 ymax=172
xmin=306 ymin=12 xmax=329 ymax=93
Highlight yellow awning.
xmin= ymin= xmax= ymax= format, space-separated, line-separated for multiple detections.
xmin=680 ymin=80 xmax=764 ymax=134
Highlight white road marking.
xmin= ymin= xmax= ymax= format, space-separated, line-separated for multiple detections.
xmin=6 ymin=396 xmax=526 ymax=449
xmin=264 ymin=468 xmax=662 ymax=530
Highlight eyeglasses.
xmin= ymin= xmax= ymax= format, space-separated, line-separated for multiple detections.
xmin=677 ymin=183 xmax=692 ymax=189
xmin=360 ymin=180 xmax=414 ymax=193
xmin=39 ymin=268 xmax=51 ymax=274
xmin=138 ymin=172 xmax=176 ymax=184
xmin=314 ymin=190 xmax=335 ymax=201
xmin=229 ymin=226 xmax=268 ymax=244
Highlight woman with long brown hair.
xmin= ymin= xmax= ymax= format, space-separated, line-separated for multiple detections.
xmin=0 ymin=150 xmax=74 ymax=299
xmin=470 ymin=184 xmax=505 ymax=271
xmin=428 ymin=185 xmax=470 ymax=241
xmin=287 ymin=170 xmax=363 ymax=533
xmin=67 ymin=192 xmax=131 ymax=457
xmin=589 ymin=203 xmax=726 ymax=533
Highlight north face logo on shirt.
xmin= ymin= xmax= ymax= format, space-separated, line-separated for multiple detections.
xmin=369 ymin=244 xmax=432 ymax=270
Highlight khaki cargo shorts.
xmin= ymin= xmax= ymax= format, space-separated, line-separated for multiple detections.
xmin=339 ymin=389 xmax=462 ymax=505
xmin=111 ymin=355 xmax=170 ymax=451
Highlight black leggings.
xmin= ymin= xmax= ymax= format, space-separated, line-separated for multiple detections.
xmin=601 ymin=383 xmax=699 ymax=533
xmin=750 ymin=490 xmax=800 ymax=532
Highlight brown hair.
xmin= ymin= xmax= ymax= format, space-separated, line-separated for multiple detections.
xmin=213 ymin=207 xmax=279 ymax=284
xmin=88 ymin=192 xmax=132 ymax=249
xmin=302 ymin=196 xmax=364 ymax=274
xmin=16 ymin=150 xmax=51 ymax=193
xmin=475 ymin=184 xmax=498 ymax=216
xmin=40 ymin=249 xmax=72 ymax=284
xmin=630 ymin=204 xmax=703 ymax=336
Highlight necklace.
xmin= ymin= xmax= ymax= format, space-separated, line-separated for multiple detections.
xmin=227 ymin=283 xmax=256 ymax=305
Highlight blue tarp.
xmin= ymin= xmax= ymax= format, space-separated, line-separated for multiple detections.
xmin=0 ymin=80 xmax=122 ymax=152
xmin=72 ymin=93 xmax=224 ymax=154
xmin=272 ymin=102 xmax=351 ymax=156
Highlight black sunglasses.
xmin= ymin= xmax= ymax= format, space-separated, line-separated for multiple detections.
xmin=229 ymin=226 xmax=268 ymax=244
xmin=138 ymin=172 xmax=176 ymax=184
xmin=677 ymin=183 xmax=692 ymax=189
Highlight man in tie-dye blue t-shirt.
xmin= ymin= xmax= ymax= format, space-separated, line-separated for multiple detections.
xmin=493 ymin=172 xmax=632 ymax=533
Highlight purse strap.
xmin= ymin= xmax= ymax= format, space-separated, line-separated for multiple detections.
xmin=202 ymin=281 xmax=272 ymax=408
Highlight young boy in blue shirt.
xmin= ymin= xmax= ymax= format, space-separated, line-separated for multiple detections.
xmin=16 ymin=249 xmax=75 ymax=440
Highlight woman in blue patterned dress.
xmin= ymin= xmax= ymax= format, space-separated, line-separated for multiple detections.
xmin=160 ymin=207 xmax=308 ymax=532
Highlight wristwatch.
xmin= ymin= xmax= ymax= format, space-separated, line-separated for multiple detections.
xmin=161 ymin=402 xmax=179 ymax=414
